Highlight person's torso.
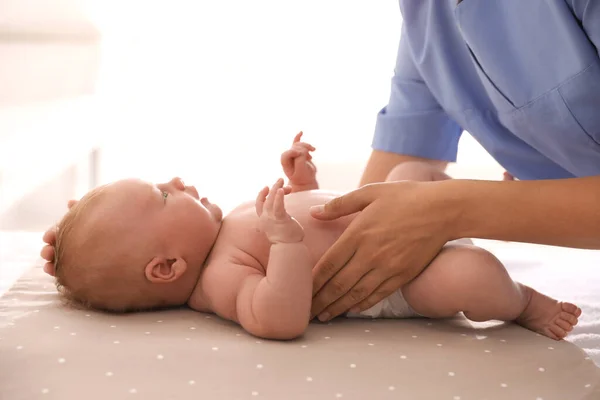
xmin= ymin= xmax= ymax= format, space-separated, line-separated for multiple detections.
xmin=400 ymin=0 xmax=600 ymax=179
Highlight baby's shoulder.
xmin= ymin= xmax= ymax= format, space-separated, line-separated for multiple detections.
xmin=196 ymin=246 xmax=264 ymax=320
xmin=212 ymin=202 xmax=266 ymax=251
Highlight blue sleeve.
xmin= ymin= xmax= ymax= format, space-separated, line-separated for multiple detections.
xmin=372 ymin=26 xmax=463 ymax=162
xmin=566 ymin=0 xmax=600 ymax=56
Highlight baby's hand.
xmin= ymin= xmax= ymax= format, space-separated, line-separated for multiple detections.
xmin=256 ymin=178 xmax=305 ymax=244
xmin=280 ymin=131 xmax=317 ymax=187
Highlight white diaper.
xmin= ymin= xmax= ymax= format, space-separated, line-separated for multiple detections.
xmin=346 ymin=288 xmax=421 ymax=319
xmin=345 ymin=238 xmax=473 ymax=319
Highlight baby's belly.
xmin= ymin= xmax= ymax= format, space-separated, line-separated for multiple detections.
xmin=285 ymin=191 xmax=355 ymax=266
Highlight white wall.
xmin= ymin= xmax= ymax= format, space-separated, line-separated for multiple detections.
xmin=91 ymin=1 xmax=502 ymax=213
xmin=1 ymin=1 xmax=504 ymax=228
xmin=0 ymin=0 xmax=101 ymax=230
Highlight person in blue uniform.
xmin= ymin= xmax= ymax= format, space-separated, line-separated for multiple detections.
xmin=310 ymin=0 xmax=600 ymax=321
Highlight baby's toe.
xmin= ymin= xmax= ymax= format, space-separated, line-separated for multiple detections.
xmin=559 ymin=311 xmax=578 ymax=326
xmin=561 ymin=302 xmax=580 ymax=316
xmin=549 ymin=325 xmax=567 ymax=340
xmin=555 ymin=318 xmax=574 ymax=332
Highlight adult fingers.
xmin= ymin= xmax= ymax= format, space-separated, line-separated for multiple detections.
xmin=311 ymin=226 xmax=360 ymax=297
xmin=312 ymin=266 xmax=380 ymax=320
xmin=40 ymin=245 xmax=55 ymax=262
xmin=43 ymin=262 xmax=56 ymax=277
xmin=310 ymin=185 xmax=377 ymax=221
xmin=42 ymin=228 xmax=57 ymax=245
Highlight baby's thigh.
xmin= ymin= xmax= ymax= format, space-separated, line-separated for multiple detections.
xmin=401 ymin=243 xmax=506 ymax=318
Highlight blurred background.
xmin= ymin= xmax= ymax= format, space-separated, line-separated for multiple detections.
xmin=0 ymin=0 xmax=504 ymax=232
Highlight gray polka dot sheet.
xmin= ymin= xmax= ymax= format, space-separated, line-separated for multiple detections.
xmin=1 ymin=234 xmax=599 ymax=400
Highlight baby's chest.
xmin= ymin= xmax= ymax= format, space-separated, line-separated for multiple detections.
xmin=223 ymin=210 xmax=349 ymax=271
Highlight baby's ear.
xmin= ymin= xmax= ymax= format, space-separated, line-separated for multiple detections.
xmin=144 ymin=257 xmax=188 ymax=283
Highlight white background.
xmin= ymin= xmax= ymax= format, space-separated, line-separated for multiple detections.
xmin=87 ymin=0 xmax=502 ymax=212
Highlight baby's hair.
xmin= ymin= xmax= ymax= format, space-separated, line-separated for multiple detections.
xmin=53 ymin=185 xmax=170 ymax=313
xmin=54 ymin=185 xmax=110 ymax=310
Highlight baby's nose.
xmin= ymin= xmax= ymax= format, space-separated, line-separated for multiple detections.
xmin=170 ymin=177 xmax=186 ymax=191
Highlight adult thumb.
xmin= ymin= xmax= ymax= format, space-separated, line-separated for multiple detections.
xmin=309 ymin=185 xmax=375 ymax=220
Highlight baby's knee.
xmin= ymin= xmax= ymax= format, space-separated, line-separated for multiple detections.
xmin=442 ymin=244 xmax=509 ymax=286
xmin=385 ymin=161 xmax=450 ymax=182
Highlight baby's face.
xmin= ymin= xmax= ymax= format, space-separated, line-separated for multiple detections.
xmin=91 ymin=177 xmax=223 ymax=267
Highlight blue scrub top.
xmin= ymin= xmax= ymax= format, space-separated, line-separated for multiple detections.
xmin=373 ymin=0 xmax=600 ymax=180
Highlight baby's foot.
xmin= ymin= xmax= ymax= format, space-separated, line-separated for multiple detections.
xmin=515 ymin=285 xmax=581 ymax=341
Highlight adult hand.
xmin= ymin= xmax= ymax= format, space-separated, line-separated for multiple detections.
xmin=309 ymin=180 xmax=458 ymax=321
xmin=40 ymin=199 xmax=78 ymax=276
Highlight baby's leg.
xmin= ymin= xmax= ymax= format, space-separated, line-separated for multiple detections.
xmin=385 ymin=161 xmax=451 ymax=182
xmin=402 ymin=244 xmax=581 ymax=340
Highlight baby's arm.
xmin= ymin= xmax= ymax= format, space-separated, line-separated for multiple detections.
xmin=239 ymin=179 xmax=312 ymax=339
xmin=281 ymin=132 xmax=319 ymax=192
xmin=236 ymin=240 xmax=312 ymax=339
xmin=215 ymin=179 xmax=312 ymax=340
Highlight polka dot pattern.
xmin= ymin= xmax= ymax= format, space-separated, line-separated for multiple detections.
xmin=0 ymin=249 xmax=598 ymax=400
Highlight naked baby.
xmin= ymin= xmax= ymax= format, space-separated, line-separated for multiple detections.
xmin=42 ymin=132 xmax=581 ymax=340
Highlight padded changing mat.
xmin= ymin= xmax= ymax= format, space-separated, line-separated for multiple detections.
xmin=1 ymin=250 xmax=600 ymax=399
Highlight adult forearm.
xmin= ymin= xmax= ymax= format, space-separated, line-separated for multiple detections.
xmin=360 ymin=150 xmax=447 ymax=186
xmin=446 ymin=176 xmax=600 ymax=249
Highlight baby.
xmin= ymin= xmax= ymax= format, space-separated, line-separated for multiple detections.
xmin=43 ymin=132 xmax=581 ymax=340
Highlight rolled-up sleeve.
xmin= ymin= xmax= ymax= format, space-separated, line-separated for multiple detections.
xmin=373 ymin=26 xmax=463 ymax=162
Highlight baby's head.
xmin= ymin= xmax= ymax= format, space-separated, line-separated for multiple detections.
xmin=53 ymin=177 xmax=223 ymax=312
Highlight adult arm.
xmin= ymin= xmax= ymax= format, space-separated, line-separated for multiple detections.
xmin=454 ymin=176 xmax=600 ymax=248
xmin=309 ymin=176 xmax=600 ymax=321
xmin=360 ymin=23 xmax=461 ymax=186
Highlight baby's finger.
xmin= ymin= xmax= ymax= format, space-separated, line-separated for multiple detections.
xmin=292 ymin=131 xmax=303 ymax=144
xmin=281 ymin=149 xmax=301 ymax=173
xmin=255 ymin=186 xmax=269 ymax=216
xmin=273 ymin=188 xmax=287 ymax=219
xmin=264 ymin=179 xmax=283 ymax=213
xmin=292 ymin=143 xmax=315 ymax=160
xmin=283 ymin=185 xmax=292 ymax=194
xmin=293 ymin=142 xmax=316 ymax=152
